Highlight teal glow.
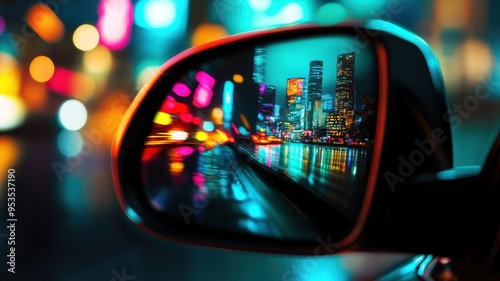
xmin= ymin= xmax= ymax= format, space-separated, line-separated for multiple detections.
xmin=246 ymin=202 xmax=266 ymax=219
xmin=222 ymin=81 xmax=234 ymax=129
xmin=135 ymin=0 xmax=176 ymax=29
xmin=60 ymin=176 xmax=87 ymax=215
xmin=436 ymin=166 xmax=481 ymax=180
xmin=57 ymin=130 xmax=83 ymax=157
xmin=126 ymin=207 xmax=142 ymax=223
xmin=399 ymin=255 xmax=425 ymax=275
xmin=340 ymin=0 xmax=387 ymax=17
xmin=316 ymin=3 xmax=347 ymax=25
xmin=248 ymin=0 xmax=271 ymax=12
xmin=418 ymin=255 xmax=433 ymax=276
xmin=203 ymin=121 xmax=215 ymax=132
xmin=278 ymin=3 xmax=304 ymax=24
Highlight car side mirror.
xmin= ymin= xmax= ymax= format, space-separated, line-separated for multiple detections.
xmin=112 ymin=20 xmax=496 ymax=257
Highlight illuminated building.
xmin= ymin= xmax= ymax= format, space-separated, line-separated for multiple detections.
xmin=326 ymin=113 xmax=347 ymax=137
xmin=256 ymin=85 xmax=276 ymax=134
xmin=284 ymin=77 xmax=305 ymax=136
xmin=335 ymin=52 xmax=355 ymax=128
xmin=306 ymin=60 xmax=323 ymax=130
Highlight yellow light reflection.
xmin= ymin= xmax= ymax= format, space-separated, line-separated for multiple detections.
xmin=83 ymin=45 xmax=112 ymax=73
xmin=26 ymin=3 xmax=65 ymax=43
xmin=214 ymin=129 xmax=229 ymax=143
xmin=195 ymin=131 xmax=208 ymax=142
xmin=29 ymin=56 xmax=55 ymax=82
xmin=170 ymin=162 xmax=184 ymax=173
xmin=233 ymin=74 xmax=244 ymax=83
xmin=0 ymin=52 xmax=21 ymax=96
xmin=212 ymin=107 xmax=223 ymax=122
xmin=191 ymin=23 xmax=228 ymax=47
xmin=73 ymin=24 xmax=100 ymax=51
xmin=153 ymin=112 xmax=172 ymax=125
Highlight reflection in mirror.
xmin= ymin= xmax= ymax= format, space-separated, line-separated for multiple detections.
xmin=141 ymin=35 xmax=379 ymax=241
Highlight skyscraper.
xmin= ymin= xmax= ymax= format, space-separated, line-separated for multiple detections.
xmin=335 ymin=52 xmax=355 ymax=128
xmin=256 ymin=85 xmax=276 ymax=134
xmin=306 ymin=60 xmax=323 ymax=130
xmin=284 ymin=78 xmax=305 ymax=136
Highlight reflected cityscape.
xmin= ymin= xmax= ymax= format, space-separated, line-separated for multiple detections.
xmin=142 ymin=35 xmax=378 ymax=238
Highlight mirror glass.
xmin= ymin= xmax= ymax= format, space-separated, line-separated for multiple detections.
xmin=141 ymin=35 xmax=379 ymax=241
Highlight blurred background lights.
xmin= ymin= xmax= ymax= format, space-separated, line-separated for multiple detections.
xmin=25 ymin=3 xmax=65 ymax=43
xmin=0 ymin=95 xmax=26 ymax=131
xmin=0 ymin=53 xmax=21 ymax=96
xmin=460 ymin=38 xmax=494 ymax=85
xmin=135 ymin=0 xmax=177 ymax=29
xmin=279 ymin=3 xmax=304 ymax=24
xmin=153 ymin=111 xmax=172 ymax=125
xmin=58 ymin=99 xmax=88 ymax=131
xmin=233 ymin=74 xmax=244 ymax=83
xmin=316 ymin=3 xmax=348 ymax=24
xmin=248 ymin=0 xmax=272 ymax=12
xmin=57 ymin=130 xmax=83 ymax=157
xmin=136 ymin=64 xmax=160 ymax=90
xmin=73 ymin=24 xmax=100 ymax=51
xmin=83 ymin=45 xmax=113 ymax=73
xmin=203 ymin=121 xmax=215 ymax=132
xmin=192 ymin=23 xmax=228 ymax=46
xmin=97 ymin=0 xmax=133 ymax=50
xmin=340 ymin=0 xmax=386 ymax=17
xmin=29 ymin=56 xmax=55 ymax=82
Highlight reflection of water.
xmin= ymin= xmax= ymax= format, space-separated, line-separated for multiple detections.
xmin=251 ymin=143 xmax=371 ymax=219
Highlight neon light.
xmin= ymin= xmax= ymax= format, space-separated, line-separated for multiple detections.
xmin=97 ymin=0 xmax=133 ymax=50
xmin=203 ymin=121 xmax=214 ymax=132
xmin=58 ymin=99 xmax=87 ymax=131
xmin=47 ymin=67 xmax=95 ymax=99
xmin=172 ymin=82 xmax=191 ymax=97
xmin=175 ymin=146 xmax=195 ymax=156
xmin=153 ymin=112 xmax=172 ymax=125
xmin=193 ymin=86 xmax=213 ymax=108
xmin=135 ymin=0 xmax=177 ymax=29
xmin=169 ymin=130 xmax=188 ymax=141
xmin=25 ymin=4 xmax=65 ymax=43
xmin=179 ymin=112 xmax=193 ymax=123
xmin=195 ymin=71 xmax=215 ymax=87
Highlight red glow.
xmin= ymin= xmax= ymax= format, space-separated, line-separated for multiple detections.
xmin=160 ymin=99 xmax=189 ymax=114
xmin=142 ymin=147 xmax=162 ymax=161
xmin=46 ymin=67 xmax=94 ymax=98
xmin=192 ymin=117 xmax=202 ymax=125
xmin=172 ymin=82 xmax=191 ymax=97
xmin=179 ymin=112 xmax=193 ymax=123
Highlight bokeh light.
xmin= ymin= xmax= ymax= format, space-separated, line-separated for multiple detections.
xmin=0 ymin=52 xmax=21 ymax=96
xmin=340 ymin=0 xmax=387 ymax=17
xmin=47 ymin=67 xmax=96 ymax=100
xmin=136 ymin=64 xmax=160 ymax=90
xmin=233 ymin=74 xmax=244 ymax=83
xmin=460 ymin=38 xmax=494 ymax=85
xmin=83 ymin=45 xmax=113 ymax=73
xmin=25 ymin=3 xmax=65 ymax=43
xmin=153 ymin=111 xmax=172 ymax=125
xmin=0 ymin=95 xmax=26 ymax=131
xmin=135 ymin=0 xmax=176 ymax=29
xmin=316 ymin=3 xmax=348 ymax=25
xmin=57 ymin=130 xmax=83 ymax=157
xmin=279 ymin=3 xmax=304 ymax=24
xmin=58 ymin=99 xmax=88 ymax=131
xmin=29 ymin=56 xmax=55 ymax=82
xmin=73 ymin=24 xmax=100 ymax=51
xmin=192 ymin=23 xmax=228 ymax=46
xmin=97 ymin=0 xmax=133 ymax=50
xmin=248 ymin=0 xmax=272 ymax=12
